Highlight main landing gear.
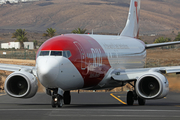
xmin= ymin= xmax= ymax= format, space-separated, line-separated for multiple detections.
xmin=47 ymin=88 xmax=71 ymax=108
xmin=126 ymin=82 xmax=146 ymax=106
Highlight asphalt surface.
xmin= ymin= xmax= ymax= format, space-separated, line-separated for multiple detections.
xmin=0 ymin=92 xmax=180 ymax=120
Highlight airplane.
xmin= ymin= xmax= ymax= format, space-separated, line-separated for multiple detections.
xmin=2 ymin=0 xmax=180 ymax=108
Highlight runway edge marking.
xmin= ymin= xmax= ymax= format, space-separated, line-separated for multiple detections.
xmin=110 ymin=93 xmax=126 ymax=105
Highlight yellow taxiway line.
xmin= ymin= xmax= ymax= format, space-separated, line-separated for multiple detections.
xmin=110 ymin=93 xmax=126 ymax=105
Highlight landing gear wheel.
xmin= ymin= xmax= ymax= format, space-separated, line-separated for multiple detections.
xmin=138 ymin=97 xmax=146 ymax=105
xmin=51 ymin=95 xmax=63 ymax=108
xmin=63 ymin=91 xmax=71 ymax=105
xmin=51 ymin=97 xmax=56 ymax=108
xmin=127 ymin=91 xmax=134 ymax=105
xmin=57 ymin=95 xmax=63 ymax=108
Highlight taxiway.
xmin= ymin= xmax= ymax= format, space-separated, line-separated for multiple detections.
xmin=0 ymin=92 xmax=180 ymax=120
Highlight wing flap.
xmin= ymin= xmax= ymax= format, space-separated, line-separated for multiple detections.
xmin=111 ymin=68 xmax=149 ymax=82
xmin=0 ymin=63 xmax=35 ymax=72
xmin=111 ymin=66 xmax=180 ymax=82
xmin=159 ymin=66 xmax=180 ymax=74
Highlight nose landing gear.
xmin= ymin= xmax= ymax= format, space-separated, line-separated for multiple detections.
xmin=52 ymin=94 xmax=63 ymax=108
xmin=51 ymin=89 xmax=63 ymax=108
xmin=47 ymin=88 xmax=71 ymax=108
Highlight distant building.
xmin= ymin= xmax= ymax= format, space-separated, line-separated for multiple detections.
xmin=0 ymin=0 xmax=5 ymax=4
xmin=1 ymin=42 xmax=20 ymax=49
xmin=1 ymin=43 xmax=9 ymax=49
xmin=0 ymin=0 xmax=39 ymax=4
xmin=24 ymin=42 xmax=34 ymax=49
xmin=21 ymin=0 xmax=39 ymax=2
xmin=1 ymin=42 xmax=34 ymax=49
xmin=0 ymin=0 xmax=18 ymax=4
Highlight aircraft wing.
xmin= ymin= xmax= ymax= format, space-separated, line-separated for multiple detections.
xmin=0 ymin=63 xmax=36 ymax=76
xmin=145 ymin=41 xmax=180 ymax=49
xmin=111 ymin=66 xmax=180 ymax=82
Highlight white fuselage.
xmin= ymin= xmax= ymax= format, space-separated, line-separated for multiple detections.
xmin=36 ymin=34 xmax=146 ymax=90
xmin=89 ymin=35 xmax=146 ymax=69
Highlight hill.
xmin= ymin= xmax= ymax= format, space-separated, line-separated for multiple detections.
xmin=0 ymin=0 xmax=180 ymax=34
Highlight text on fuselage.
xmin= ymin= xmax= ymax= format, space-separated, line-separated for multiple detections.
xmin=103 ymin=43 xmax=129 ymax=49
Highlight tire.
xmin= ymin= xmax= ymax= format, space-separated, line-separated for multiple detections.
xmin=127 ymin=91 xmax=134 ymax=105
xmin=64 ymin=91 xmax=71 ymax=105
xmin=51 ymin=98 xmax=56 ymax=108
xmin=57 ymin=95 xmax=63 ymax=108
xmin=138 ymin=97 xmax=146 ymax=105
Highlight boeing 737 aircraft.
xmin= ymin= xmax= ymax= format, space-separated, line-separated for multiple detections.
xmin=2 ymin=0 xmax=180 ymax=107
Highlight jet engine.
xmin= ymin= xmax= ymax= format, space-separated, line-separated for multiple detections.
xmin=135 ymin=72 xmax=169 ymax=99
xmin=4 ymin=71 xmax=38 ymax=98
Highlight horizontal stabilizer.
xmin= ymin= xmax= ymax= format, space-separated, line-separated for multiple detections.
xmin=146 ymin=41 xmax=180 ymax=49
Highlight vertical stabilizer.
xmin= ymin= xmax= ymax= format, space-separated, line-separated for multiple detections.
xmin=120 ymin=0 xmax=140 ymax=38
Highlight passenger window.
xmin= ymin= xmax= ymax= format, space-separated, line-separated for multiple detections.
xmin=51 ymin=51 xmax=62 ymax=56
xmin=40 ymin=51 xmax=50 ymax=56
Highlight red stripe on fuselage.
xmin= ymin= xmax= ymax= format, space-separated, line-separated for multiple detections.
xmin=37 ymin=34 xmax=111 ymax=88
xmin=134 ymin=1 xmax=139 ymax=24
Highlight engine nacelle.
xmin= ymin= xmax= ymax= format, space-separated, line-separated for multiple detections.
xmin=135 ymin=72 xmax=169 ymax=99
xmin=4 ymin=71 xmax=38 ymax=98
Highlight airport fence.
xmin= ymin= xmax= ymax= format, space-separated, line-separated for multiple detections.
xmin=0 ymin=49 xmax=179 ymax=67
xmin=0 ymin=49 xmax=37 ymax=60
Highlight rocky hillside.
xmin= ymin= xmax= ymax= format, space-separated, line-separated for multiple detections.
xmin=0 ymin=0 xmax=180 ymax=34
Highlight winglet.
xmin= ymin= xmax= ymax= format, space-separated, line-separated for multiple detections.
xmin=120 ymin=0 xmax=140 ymax=38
